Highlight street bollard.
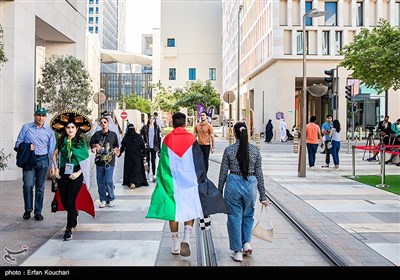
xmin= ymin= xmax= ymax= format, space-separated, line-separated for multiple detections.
xmin=350 ymin=145 xmax=357 ymax=179
xmin=376 ymin=148 xmax=389 ymax=188
xmin=293 ymin=131 xmax=299 ymax=153
xmin=255 ymin=131 xmax=260 ymax=149
xmin=228 ymin=126 xmax=235 ymax=145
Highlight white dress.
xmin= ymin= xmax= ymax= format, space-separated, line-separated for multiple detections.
xmin=279 ymin=119 xmax=287 ymax=142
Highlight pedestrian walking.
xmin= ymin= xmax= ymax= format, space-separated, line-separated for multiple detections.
xmin=15 ymin=108 xmax=56 ymax=221
xmin=89 ymin=116 xmax=120 ymax=208
xmin=153 ymin=111 xmax=164 ymax=137
xmin=218 ymin=122 xmax=269 ymax=262
xmin=120 ymin=123 xmax=149 ymax=189
xmin=306 ymin=116 xmax=324 ymax=170
xmin=321 ymin=114 xmax=333 ymax=168
xmin=49 ymin=111 xmax=95 ymax=241
xmin=279 ymin=118 xmax=287 ymax=142
xmin=264 ymin=119 xmax=273 ymax=143
xmin=146 ymin=112 xmax=228 ymax=257
xmin=330 ymin=119 xmax=342 ymax=170
xmin=140 ymin=115 xmax=162 ymax=182
xmin=194 ymin=111 xmax=215 ymax=173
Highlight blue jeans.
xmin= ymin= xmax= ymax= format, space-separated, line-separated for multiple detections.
xmin=331 ymin=140 xmax=341 ymax=165
xmin=22 ymin=156 xmax=49 ymax=215
xmin=96 ymin=165 xmax=115 ymax=202
xmin=224 ymin=174 xmax=257 ymax=252
xmin=306 ymin=143 xmax=318 ymax=167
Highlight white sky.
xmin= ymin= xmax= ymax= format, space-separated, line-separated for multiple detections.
xmin=125 ymin=0 xmax=161 ymax=53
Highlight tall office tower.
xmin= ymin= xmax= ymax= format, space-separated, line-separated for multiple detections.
xmin=87 ymin=0 xmax=126 ymax=73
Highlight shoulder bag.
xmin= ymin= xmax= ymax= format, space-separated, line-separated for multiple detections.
xmin=252 ymin=204 xmax=274 ymax=243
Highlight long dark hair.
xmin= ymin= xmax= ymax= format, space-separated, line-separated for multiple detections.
xmin=333 ymin=119 xmax=341 ymax=133
xmin=57 ymin=123 xmax=85 ymax=149
xmin=234 ymin=122 xmax=249 ymax=180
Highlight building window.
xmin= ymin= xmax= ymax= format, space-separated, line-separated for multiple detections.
xmin=324 ymin=2 xmax=337 ymax=26
xmin=296 ymin=31 xmax=308 ymax=55
xmin=96 ymin=7 xmax=99 ymax=14
xmin=89 ymin=0 xmax=94 ymax=4
xmin=95 ymin=26 xmax=98 ymax=33
xmin=167 ymin=38 xmax=175 ymax=47
xmin=169 ymin=68 xmax=176 ymax=80
xmin=189 ymin=68 xmax=196 ymax=80
xmin=322 ymin=31 xmax=330 ymax=55
xmin=89 ymin=17 xmax=93 ymax=24
xmin=89 ymin=26 xmax=94 ymax=33
xmin=89 ymin=7 xmax=94 ymax=14
xmin=335 ymin=31 xmax=342 ymax=54
xmin=356 ymin=2 xmax=364 ymax=26
xmin=209 ymin=68 xmax=216 ymax=80
xmin=305 ymin=2 xmax=312 ymax=26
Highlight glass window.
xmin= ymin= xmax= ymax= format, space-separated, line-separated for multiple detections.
xmin=356 ymin=2 xmax=364 ymax=26
xmin=189 ymin=68 xmax=196 ymax=80
xmin=89 ymin=26 xmax=94 ymax=33
xmin=209 ymin=68 xmax=216 ymax=80
xmin=325 ymin=2 xmax=337 ymax=26
xmin=89 ymin=17 xmax=93 ymax=24
xmin=322 ymin=31 xmax=330 ymax=55
xmin=296 ymin=31 xmax=309 ymax=55
xmin=169 ymin=68 xmax=176 ymax=80
xmin=335 ymin=31 xmax=342 ymax=54
xmin=305 ymin=2 xmax=312 ymax=26
xmin=89 ymin=7 xmax=94 ymax=14
xmin=167 ymin=38 xmax=175 ymax=47
xmin=89 ymin=0 xmax=94 ymax=4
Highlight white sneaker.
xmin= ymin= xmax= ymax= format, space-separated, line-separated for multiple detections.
xmin=171 ymin=234 xmax=180 ymax=255
xmin=309 ymin=166 xmax=315 ymax=171
xmin=230 ymin=251 xmax=243 ymax=262
xmin=108 ymin=201 xmax=115 ymax=207
xmin=129 ymin=183 xmax=136 ymax=189
xmin=99 ymin=201 xmax=106 ymax=208
xmin=146 ymin=173 xmax=150 ymax=180
xmin=242 ymin=242 xmax=253 ymax=256
xmin=152 ymin=175 xmax=156 ymax=182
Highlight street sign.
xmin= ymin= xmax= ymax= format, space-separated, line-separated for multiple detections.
xmin=223 ymin=91 xmax=236 ymax=104
xmin=120 ymin=111 xmax=128 ymax=120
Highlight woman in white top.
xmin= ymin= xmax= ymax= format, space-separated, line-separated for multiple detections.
xmin=329 ymin=119 xmax=341 ymax=170
xmin=279 ymin=118 xmax=287 ymax=142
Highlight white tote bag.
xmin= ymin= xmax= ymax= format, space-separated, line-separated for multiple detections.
xmin=252 ymin=205 xmax=274 ymax=243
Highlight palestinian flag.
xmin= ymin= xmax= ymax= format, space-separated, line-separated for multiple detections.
xmin=53 ymin=139 xmax=95 ymax=218
xmin=146 ymin=127 xmax=228 ymax=222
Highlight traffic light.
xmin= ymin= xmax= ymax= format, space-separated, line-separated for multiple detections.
xmin=345 ymin=85 xmax=352 ymax=100
xmin=324 ymin=69 xmax=334 ymax=93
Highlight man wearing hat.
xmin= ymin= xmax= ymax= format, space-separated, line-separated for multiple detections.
xmin=15 ymin=108 xmax=56 ymax=221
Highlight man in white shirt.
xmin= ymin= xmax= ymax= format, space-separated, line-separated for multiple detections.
xmin=153 ymin=112 xmax=164 ymax=137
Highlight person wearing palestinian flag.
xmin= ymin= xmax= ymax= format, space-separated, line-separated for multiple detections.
xmin=146 ymin=112 xmax=229 ymax=257
xmin=50 ymin=111 xmax=95 ymax=241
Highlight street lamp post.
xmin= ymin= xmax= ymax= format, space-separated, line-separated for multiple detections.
xmin=298 ymin=8 xmax=327 ymax=178
xmin=237 ymin=4 xmax=243 ymax=121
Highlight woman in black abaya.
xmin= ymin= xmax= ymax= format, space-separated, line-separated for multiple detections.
xmin=119 ymin=124 xmax=149 ymax=189
xmin=265 ymin=119 xmax=273 ymax=143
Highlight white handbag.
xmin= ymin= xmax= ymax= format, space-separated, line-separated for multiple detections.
xmin=252 ymin=205 xmax=274 ymax=243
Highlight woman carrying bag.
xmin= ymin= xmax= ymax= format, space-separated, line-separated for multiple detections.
xmin=218 ymin=122 xmax=269 ymax=262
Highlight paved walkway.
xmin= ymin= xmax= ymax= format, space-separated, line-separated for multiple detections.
xmin=0 ymin=127 xmax=399 ymax=267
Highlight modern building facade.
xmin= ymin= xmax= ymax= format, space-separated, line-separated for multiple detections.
xmin=155 ymin=0 xmax=222 ymax=95
xmin=0 ymin=0 xmax=89 ymax=180
xmin=222 ymin=0 xmax=400 ymax=138
xmin=87 ymin=0 xmax=126 ymax=73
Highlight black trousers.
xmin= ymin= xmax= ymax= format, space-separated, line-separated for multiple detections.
xmin=58 ymin=166 xmax=82 ymax=229
xmin=199 ymin=144 xmax=211 ymax=173
xmin=146 ymin=148 xmax=157 ymax=175
xmin=324 ymin=140 xmax=332 ymax=165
